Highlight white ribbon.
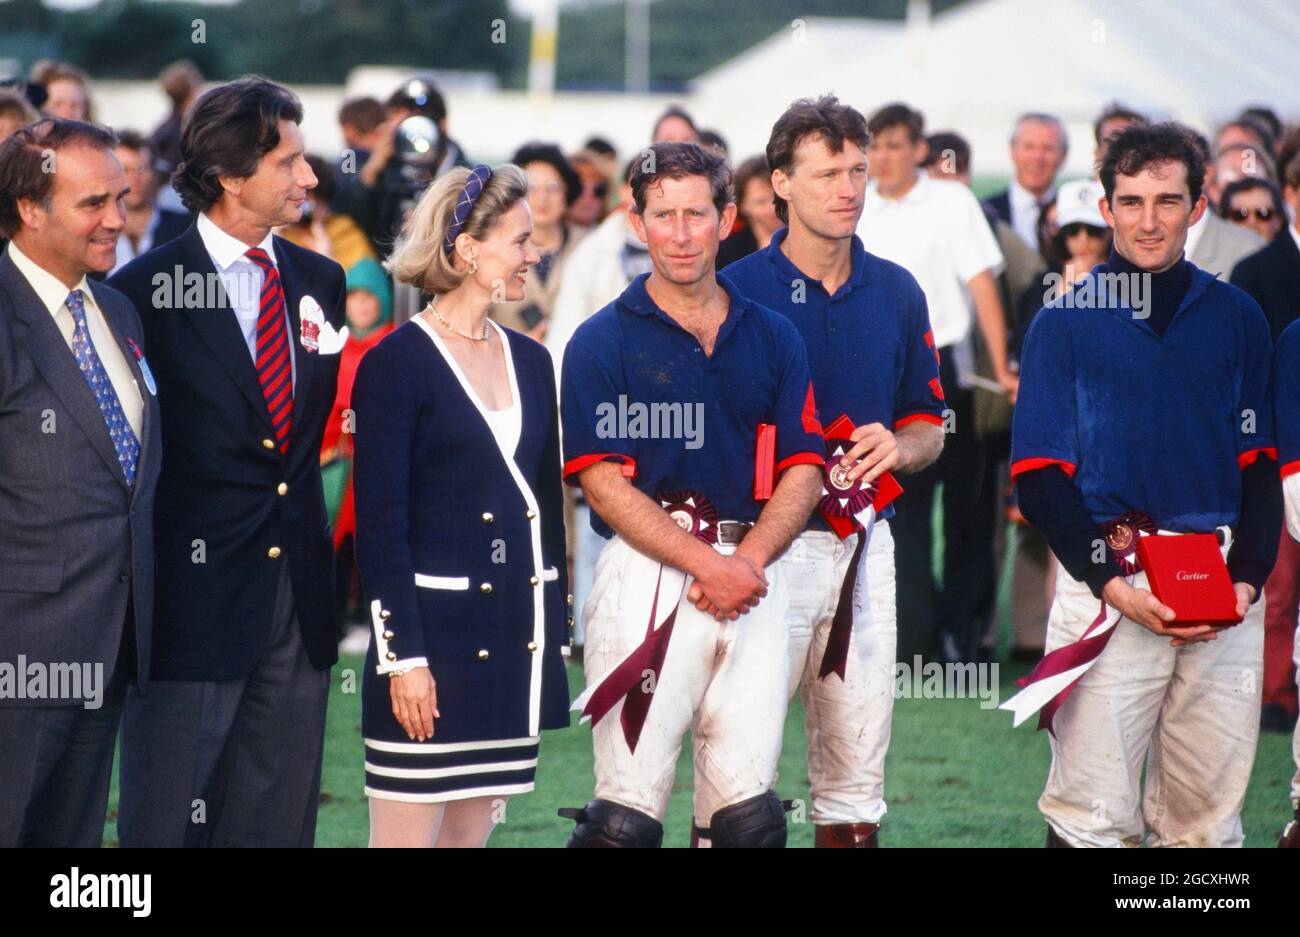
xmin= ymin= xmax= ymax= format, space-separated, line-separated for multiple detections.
xmin=998 ymin=603 xmax=1122 ymax=727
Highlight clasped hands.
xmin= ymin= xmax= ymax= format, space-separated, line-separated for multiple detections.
xmin=686 ymin=550 xmax=767 ymax=622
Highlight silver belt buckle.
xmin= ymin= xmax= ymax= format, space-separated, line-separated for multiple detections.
xmin=716 ymin=520 xmax=752 ymax=545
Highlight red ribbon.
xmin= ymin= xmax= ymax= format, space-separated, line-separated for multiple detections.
xmin=819 ymin=529 xmax=867 ymax=680
xmin=1015 ymin=601 xmax=1115 ymax=734
xmin=579 ymin=491 xmax=716 ymax=752
xmin=579 ymin=567 xmax=684 ymax=753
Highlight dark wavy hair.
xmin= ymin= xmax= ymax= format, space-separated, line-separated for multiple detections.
xmin=511 ymin=141 xmax=582 ymax=207
xmin=629 ymin=142 xmax=733 ymax=216
xmin=765 ymin=95 xmax=868 ymax=224
xmin=0 ymin=118 xmax=116 ymax=237
xmin=1098 ymin=122 xmax=1205 ymax=206
xmin=172 ymin=77 xmax=303 ymax=213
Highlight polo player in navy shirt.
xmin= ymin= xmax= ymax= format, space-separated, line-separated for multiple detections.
xmin=724 ymin=96 xmax=945 ymax=847
xmin=559 ymin=142 xmax=824 ymax=848
xmin=1010 ymin=122 xmax=1281 ymax=847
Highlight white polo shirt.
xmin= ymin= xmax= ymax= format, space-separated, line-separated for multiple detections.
xmin=857 ymin=171 xmax=1004 ymax=349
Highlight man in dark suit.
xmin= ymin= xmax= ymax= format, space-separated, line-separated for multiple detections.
xmin=1231 ymin=154 xmax=1300 ymax=342
xmin=0 ymin=119 xmax=161 ymax=847
xmin=983 ymin=112 xmax=1067 ymax=253
xmin=1231 ymin=152 xmax=1300 ymax=736
xmin=109 ymin=78 xmax=346 ymax=847
xmin=108 ymin=130 xmax=190 ymax=276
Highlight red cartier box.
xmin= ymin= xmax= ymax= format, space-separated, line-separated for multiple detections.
xmin=1135 ymin=532 xmax=1241 ymax=625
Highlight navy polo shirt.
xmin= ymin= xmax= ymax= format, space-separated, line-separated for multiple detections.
xmin=1274 ymin=318 xmax=1300 ymax=479
xmin=724 ymin=228 xmax=945 ymax=524
xmin=1011 ymin=264 xmax=1275 ymax=532
xmin=561 ymin=272 xmax=825 ymax=538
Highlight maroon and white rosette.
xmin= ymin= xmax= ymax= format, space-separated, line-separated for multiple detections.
xmin=572 ymin=491 xmax=718 ymax=752
xmin=816 ymin=436 xmax=879 ymax=681
xmin=1101 ymin=511 xmax=1157 ymax=575
xmin=819 ymin=436 xmax=879 ymax=537
xmin=659 ymin=490 xmax=719 ymax=546
xmin=821 ymin=437 xmax=876 ymax=520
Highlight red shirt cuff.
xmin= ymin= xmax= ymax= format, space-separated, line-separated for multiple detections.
xmin=1010 ymin=456 xmax=1077 ymax=480
xmin=1237 ymin=447 xmax=1277 ymax=470
xmin=894 ymin=412 xmax=944 ymax=430
xmin=562 ymin=453 xmax=637 ymax=485
xmin=776 ymin=451 xmax=825 ymax=475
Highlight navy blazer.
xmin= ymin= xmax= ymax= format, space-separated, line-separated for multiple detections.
xmin=107 ymin=222 xmax=346 ymax=682
xmin=152 ymin=209 xmax=193 ymax=250
xmin=352 ymin=319 xmax=571 ymax=742
xmin=984 ymin=188 xmax=1013 ymax=228
xmin=1230 ymin=229 xmax=1300 ymax=343
xmin=0 ymin=250 xmax=161 ymax=701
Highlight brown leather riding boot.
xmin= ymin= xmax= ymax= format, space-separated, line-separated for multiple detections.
xmin=1045 ymin=826 xmax=1072 ymax=847
xmin=1280 ymin=808 xmax=1300 ymax=848
xmin=814 ymin=822 xmax=879 ymax=848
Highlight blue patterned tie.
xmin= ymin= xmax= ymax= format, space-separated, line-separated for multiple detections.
xmin=67 ymin=289 xmax=140 ymax=488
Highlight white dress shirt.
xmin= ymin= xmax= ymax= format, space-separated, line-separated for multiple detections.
xmin=8 ymin=241 xmax=144 ymax=437
xmin=857 ymin=171 xmax=1004 ymax=349
xmin=196 ymin=211 xmax=296 ymax=389
xmin=1009 ymin=179 xmax=1054 ymax=252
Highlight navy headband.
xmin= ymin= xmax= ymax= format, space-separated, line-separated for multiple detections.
xmin=444 ymin=163 xmax=494 ymax=257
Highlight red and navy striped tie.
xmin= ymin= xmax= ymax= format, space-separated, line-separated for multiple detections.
xmin=246 ymin=247 xmax=292 ymax=454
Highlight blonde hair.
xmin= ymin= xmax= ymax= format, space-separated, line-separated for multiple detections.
xmin=385 ymin=164 xmax=528 ymax=295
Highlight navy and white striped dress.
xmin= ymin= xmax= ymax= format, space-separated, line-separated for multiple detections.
xmin=351 ymin=316 xmax=571 ymax=802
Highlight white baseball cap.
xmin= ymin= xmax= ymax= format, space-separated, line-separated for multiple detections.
xmin=1055 ymin=179 xmax=1107 ymax=229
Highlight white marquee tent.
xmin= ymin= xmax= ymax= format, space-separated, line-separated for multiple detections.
xmin=691 ymin=0 xmax=1300 ymax=177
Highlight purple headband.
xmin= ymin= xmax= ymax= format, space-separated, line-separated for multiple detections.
xmin=444 ymin=163 xmax=494 ymax=257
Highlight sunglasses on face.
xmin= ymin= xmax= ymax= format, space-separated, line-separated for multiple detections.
xmin=1060 ymin=222 xmax=1107 ymax=239
xmin=583 ymin=181 xmax=609 ymax=200
xmin=1229 ymin=206 xmax=1276 ymax=223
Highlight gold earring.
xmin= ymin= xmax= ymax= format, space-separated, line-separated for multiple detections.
xmin=469 ymin=258 xmax=478 ymax=275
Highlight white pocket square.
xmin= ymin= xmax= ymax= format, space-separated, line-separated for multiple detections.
xmin=299 ymin=295 xmax=348 ymax=355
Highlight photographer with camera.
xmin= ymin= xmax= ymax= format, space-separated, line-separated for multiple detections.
xmin=333 ymin=77 xmax=471 ymax=264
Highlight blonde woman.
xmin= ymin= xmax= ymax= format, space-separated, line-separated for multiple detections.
xmin=351 ymin=164 xmax=571 ymax=847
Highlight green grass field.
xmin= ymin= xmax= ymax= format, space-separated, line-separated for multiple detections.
xmin=100 ymin=654 xmax=1295 ymax=848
